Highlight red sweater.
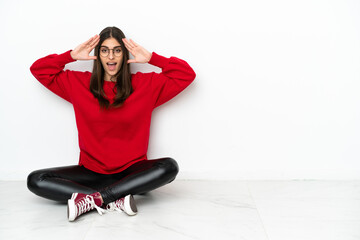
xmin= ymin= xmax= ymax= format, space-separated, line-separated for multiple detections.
xmin=30 ymin=50 xmax=196 ymax=174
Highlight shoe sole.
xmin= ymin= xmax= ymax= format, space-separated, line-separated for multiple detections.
xmin=67 ymin=193 xmax=78 ymax=221
xmin=124 ymin=195 xmax=138 ymax=216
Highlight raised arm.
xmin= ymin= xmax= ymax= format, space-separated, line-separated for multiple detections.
xmin=122 ymin=38 xmax=196 ymax=108
xmin=30 ymin=35 xmax=100 ymax=103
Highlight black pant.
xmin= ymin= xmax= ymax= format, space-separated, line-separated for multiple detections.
xmin=27 ymin=157 xmax=179 ymax=205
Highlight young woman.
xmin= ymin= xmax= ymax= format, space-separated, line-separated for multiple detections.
xmin=27 ymin=26 xmax=196 ymax=222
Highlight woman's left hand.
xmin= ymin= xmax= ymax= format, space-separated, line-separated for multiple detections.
xmin=122 ymin=38 xmax=152 ymax=64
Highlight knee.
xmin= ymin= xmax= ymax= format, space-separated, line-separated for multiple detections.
xmin=27 ymin=169 xmax=46 ymax=194
xmin=158 ymin=157 xmax=179 ymax=181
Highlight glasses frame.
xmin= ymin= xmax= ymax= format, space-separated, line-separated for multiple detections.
xmin=99 ymin=46 xmax=122 ymax=57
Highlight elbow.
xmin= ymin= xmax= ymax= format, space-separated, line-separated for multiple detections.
xmin=182 ymin=59 xmax=196 ymax=82
xmin=29 ymin=62 xmax=38 ymax=78
xmin=185 ymin=64 xmax=196 ymax=82
xmin=191 ymin=70 xmax=196 ymax=81
xmin=29 ymin=65 xmax=34 ymax=74
xmin=189 ymin=69 xmax=196 ymax=83
xmin=30 ymin=61 xmax=43 ymax=81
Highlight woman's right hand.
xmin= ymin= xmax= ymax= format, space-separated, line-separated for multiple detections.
xmin=70 ymin=35 xmax=100 ymax=60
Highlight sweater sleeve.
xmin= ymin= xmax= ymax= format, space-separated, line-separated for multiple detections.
xmin=30 ymin=50 xmax=76 ymax=103
xmin=148 ymin=52 xmax=196 ymax=109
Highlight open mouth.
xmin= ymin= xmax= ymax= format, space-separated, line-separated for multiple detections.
xmin=107 ymin=62 xmax=117 ymax=71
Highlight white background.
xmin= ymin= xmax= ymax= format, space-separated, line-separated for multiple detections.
xmin=0 ymin=0 xmax=359 ymax=180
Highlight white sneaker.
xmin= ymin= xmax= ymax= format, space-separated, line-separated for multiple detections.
xmin=67 ymin=192 xmax=105 ymax=222
xmin=106 ymin=195 xmax=138 ymax=216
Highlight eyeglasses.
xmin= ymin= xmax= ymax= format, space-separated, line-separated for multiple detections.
xmin=99 ymin=46 xmax=122 ymax=57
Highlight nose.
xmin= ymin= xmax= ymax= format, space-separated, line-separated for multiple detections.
xmin=108 ymin=50 xmax=114 ymax=59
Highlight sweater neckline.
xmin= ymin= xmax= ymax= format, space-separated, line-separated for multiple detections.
xmin=104 ymin=80 xmax=116 ymax=84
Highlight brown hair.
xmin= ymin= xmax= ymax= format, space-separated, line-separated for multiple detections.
xmin=90 ymin=26 xmax=133 ymax=111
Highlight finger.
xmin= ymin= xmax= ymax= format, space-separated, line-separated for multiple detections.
xmin=123 ymin=42 xmax=134 ymax=55
xmin=124 ymin=38 xmax=136 ymax=49
xmin=127 ymin=39 xmax=136 ymax=48
xmin=122 ymin=38 xmax=129 ymax=45
xmin=88 ymin=56 xmax=97 ymax=60
xmin=89 ymin=36 xmax=100 ymax=49
xmin=84 ymin=35 xmax=97 ymax=45
xmin=84 ymin=35 xmax=98 ymax=50
xmin=122 ymin=38 xmax=132 ymax=50
xmin=127 ymin=59 xmax=136 ymax=64
xmin=88 ymin=35 xmax=99 ymax=47
xmin=129 ymin=39 xmax=138 ymax=47
xmin=127 ymin=49 xmax=136 ymax=57
xmin=86 ymin=39 xmax=99 ymax=53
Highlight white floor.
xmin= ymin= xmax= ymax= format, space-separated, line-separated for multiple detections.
xmin=0 ymin=180 xmax=359 ymax=240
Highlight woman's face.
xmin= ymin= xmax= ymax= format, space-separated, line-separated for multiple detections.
xmin=99 ymin=37 xmax=123 ymax=81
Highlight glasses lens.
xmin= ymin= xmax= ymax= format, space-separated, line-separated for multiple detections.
xmin=114 ymin=47 xmax=122 ymax=57
xmin=99 ymin=47 xmax=122 ymax=57
xmin=100 ymin=47 xmax=109 ymax=57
